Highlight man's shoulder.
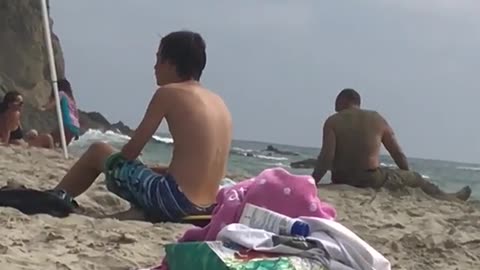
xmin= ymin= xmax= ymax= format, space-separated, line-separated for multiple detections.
xmin=324 ymin=113 xmax=340 ymax=128
xmin=361 ymin=108 xmax=380 ymax=114
xmin=329 ymin=109 xmax=384 ymax=123
xmin=363 ymin=109 xmax=386 ymax=120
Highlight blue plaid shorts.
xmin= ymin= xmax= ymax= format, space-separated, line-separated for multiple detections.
xmin=104 ymin=153 xmax=214 ymax=222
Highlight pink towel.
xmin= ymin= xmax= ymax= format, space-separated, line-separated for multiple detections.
xmin=153 ymin=167 xmax=337 ymax=270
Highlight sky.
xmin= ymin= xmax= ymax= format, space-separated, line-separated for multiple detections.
xmin=50 ymin=0 xmax=480 ymax=163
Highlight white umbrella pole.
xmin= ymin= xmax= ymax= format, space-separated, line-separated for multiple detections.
xmin=40 ymin=0 xmax=69 ymax=159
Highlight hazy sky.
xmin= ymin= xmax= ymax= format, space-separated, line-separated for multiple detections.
xmin=50 ymin=0 xmax=480 ymax=163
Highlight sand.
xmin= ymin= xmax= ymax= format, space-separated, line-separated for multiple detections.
xmin=0 ymin=146 xmax=479 ymax=270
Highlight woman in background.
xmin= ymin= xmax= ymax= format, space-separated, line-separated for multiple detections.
xmin=42 ymin=78 xmax=80 ymax=146
xmin=0 ymin=91 xmax=54 ymax=148
xmin=0 ymin=91 xmax=24 ymax=145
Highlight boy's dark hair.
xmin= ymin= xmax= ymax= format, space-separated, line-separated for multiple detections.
xmin=159 ymin=30 xmax=207 ymax=80
xmin=0 ymin=91 xmax=22 ymax=113
xmin=337 ymin=88 xmax=361 ymax=105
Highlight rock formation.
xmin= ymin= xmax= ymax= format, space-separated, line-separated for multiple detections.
xmin=79 ymin=111 xmax=133 ymax=135
xmin=0 ymin=0 xmax=131 ymax=135
xmin=290 ymin=158 xmax=317 ymax=169
xmin=264 ymin=145 xmax=300 ymax=156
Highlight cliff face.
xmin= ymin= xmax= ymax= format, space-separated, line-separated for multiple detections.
xmin=0 ymin=0 xmax=65 ymax=107
xmin=0 ymin=1 xmax=131 ymax=134
xmin=0 ymin=0 xmax=65 ymax=132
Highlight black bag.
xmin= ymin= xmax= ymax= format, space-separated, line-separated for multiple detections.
xmin=0 ymin=186 xmax=79 ymax=218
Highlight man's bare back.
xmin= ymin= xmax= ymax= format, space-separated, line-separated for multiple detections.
xmin=328 ymin=108 xmax=394 ymax=179
xmin=164 ymin=82 xmax=232 ymax=205
xmin=312 ymin=89 xmax=471 ymax=201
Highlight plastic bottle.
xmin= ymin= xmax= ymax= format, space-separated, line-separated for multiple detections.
xmin=238 ymin=203 xmax=310 ymax=237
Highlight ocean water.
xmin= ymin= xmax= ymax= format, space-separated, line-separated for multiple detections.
xmin=69 ymin=130 xmax=480 ymax=199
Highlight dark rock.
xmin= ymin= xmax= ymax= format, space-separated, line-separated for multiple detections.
xmin=110 ymin=121 xmax=134 ymax=136
xmin=0 ymin=0 xmax=64 ymax=107
xmin=78 ymin=110 xmax=133 ymax=135
xmin=290 ymin=158 xmax=317 ymax=169
xmin=0 ymin=1 xmax=133 ymax=136
xmin=265 ymin=144 xmax=300 ymax=156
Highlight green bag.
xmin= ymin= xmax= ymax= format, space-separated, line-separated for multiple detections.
xmin=165 ymin=241 xmax=327 ymax=270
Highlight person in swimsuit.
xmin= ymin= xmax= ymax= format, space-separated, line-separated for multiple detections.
xmin=0 ymin=91 xmax=54 ymax=148
xmin=41 ymin=79 xmax=81 ymax=146
xmin=53 ymin=30 xmax=233 ymax=222
xmin=312 ymin=88 xmax=471 ymax=201
xmin=0 ymin=91 xmax=25 ymax=145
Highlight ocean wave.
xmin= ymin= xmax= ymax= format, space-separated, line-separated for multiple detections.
xmin=152 ymin=135 xmax=173 ymax=144
xmin=231 ymin=147 xmax=253 ymax=154
xmin=72 ymin=129 xmax=130 ymax=144
xmin=255 ymin=155 xmax=288 ymax=161
xmin=456 ymin=166 xmax=480 ymax=172
xmin=267 ymin=162 xmax=289 ymax=167
xmin=380 ymin=162 xmax=397 ymax=168
xmin=230 ymin=146 xmax=288 ymax=161
xmin=73 ymin=130 xmax=289 ymax=162
xmin=71 ymin=129 xmax=174 ymax=148
xmin=380 ymin=162 xmax=431 ymax=179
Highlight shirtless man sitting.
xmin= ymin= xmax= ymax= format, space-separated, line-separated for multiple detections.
xmin=54 ymin=30 xmax=233 ymax=221
xmin=312 ymin=88 xmax=471 ymax=201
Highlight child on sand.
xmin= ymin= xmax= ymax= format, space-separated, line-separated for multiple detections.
xmin=41 ymin=79 xmax=80 ymax=146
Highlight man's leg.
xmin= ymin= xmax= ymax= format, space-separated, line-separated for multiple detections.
xmin=384 ymin=169 xmax=471 ymax=201
xmin=55 ymin=142 xmax=115 ymax=197
xmin=414 ymin=177 xmax=471 ymax=201
xmin=28 ymin=133 xmax=54 ymax=149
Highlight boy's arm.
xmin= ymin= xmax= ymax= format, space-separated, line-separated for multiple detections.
xmin=121 ymin=88 xmax=170 ymax=160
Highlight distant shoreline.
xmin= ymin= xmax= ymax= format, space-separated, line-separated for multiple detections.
xmin=153 ymin=132 xmax=480 ymax=165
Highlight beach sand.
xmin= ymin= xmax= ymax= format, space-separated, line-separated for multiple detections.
xmin=0 ymin=147 xmax=479 ymax=270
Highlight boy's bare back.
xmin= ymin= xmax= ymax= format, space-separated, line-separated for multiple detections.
xmin=160 ymin=81 xmax=232 ymax=205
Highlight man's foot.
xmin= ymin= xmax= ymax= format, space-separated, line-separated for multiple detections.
xmin=454 ymin=186 xmax=472 ymax=201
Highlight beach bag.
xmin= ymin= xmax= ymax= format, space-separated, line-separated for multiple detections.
xmin=164 ymin=241 xmax=327 ymax=270
xmin=0 ymin=185 xmax=79 ymax=218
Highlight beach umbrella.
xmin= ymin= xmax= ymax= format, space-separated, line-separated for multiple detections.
xmin=40 ymin=0 xmax=68 ymax=159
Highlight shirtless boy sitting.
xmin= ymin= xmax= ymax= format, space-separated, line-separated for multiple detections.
xmin=312 ymin=88 xmax=471 ymax=201
xmin=54 ymin=30 xmax=233 ymax=221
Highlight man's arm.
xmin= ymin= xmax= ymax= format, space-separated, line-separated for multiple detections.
xmin=381 ymin=117 xmax=409 ymax=170
xmin=312 ymin=117 xmax=336 ymax=184
xmin=121 ymin=88 xmax=169 ymax=160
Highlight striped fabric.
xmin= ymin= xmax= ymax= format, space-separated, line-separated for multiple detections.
xmin=104 ymin=153 xmax=214 ymax=222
